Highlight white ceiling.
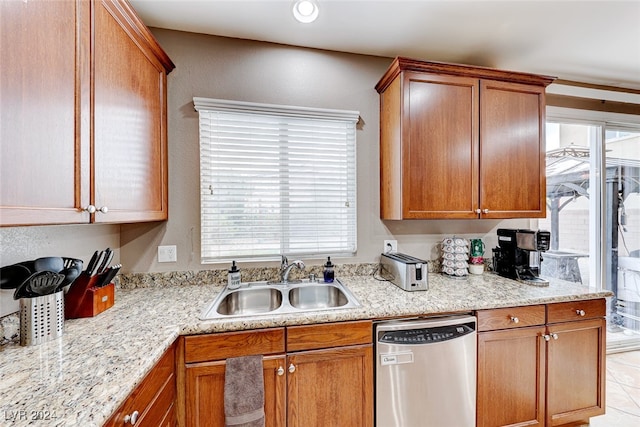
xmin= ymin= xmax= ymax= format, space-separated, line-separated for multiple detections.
xmin=129 ymin=0 xmax=640 ymax=90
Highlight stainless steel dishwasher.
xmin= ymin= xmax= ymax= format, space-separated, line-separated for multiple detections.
xmin=375 ymin=315 xmax=477 ymax=427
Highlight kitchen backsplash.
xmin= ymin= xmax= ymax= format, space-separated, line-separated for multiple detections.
xmin=117 ymin=262 xmax=384 ymax=289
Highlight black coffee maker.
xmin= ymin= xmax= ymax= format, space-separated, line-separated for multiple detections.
xmin=493 ymin=228 xmax=551 ymax=285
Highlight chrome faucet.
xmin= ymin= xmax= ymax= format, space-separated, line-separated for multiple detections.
xmin=280 ymin=255 xmax=305 ymax=283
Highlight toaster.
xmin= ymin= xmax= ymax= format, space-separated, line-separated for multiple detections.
xmin=380 ymin=252 xmax=428 ymax=291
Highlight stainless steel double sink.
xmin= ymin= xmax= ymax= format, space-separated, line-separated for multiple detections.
xmin=200 ymin=279 xmax=360 ymax=320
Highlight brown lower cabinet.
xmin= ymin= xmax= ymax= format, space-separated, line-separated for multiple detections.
xmin=104 ymin=342 xmax=176 ymax=427
xmin=477 ymin=299 xmax=606 ymax=427
xmin=178 ymin=320 xmax=373 ymax=427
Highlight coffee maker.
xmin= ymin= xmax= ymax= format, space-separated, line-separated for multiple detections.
xmin=493 ymin=228 xmax=551 ymax=285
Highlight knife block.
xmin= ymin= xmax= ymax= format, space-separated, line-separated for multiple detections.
xmin=64 ymin=274 xmax=115 ymax=319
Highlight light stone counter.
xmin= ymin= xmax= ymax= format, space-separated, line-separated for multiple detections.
xmin=0 ymin=272 xmax=611 ymax=426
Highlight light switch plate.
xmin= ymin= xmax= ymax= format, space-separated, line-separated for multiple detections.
xmin=158 ymin=245 xmax=177 ymax=263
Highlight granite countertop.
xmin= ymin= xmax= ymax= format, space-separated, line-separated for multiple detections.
xmin=0 ymin=272 xmax=612 ymax=426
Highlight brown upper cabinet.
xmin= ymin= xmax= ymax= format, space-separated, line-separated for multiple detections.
xmin=0 ymin=0 xmax=174 ymax=226
xmin=376 ymin=57 xmax=555 ymax=220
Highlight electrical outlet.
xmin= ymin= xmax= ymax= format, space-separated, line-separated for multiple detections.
xmin=383 ymin=239 xmax=397 ymax=254
xmin=158 ymin=245 xmax=177 ymax=263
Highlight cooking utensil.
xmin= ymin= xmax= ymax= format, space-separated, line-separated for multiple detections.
xmin=13 ymin=280 xmax=33 ymax=299
xmin=63 ymin=257 xmax=78 ymax=269
xmin=16 ymin=260 xmax=35 ymax=274
xmin=34 ymin=257 xmax=64 ymax=273
xmin=58 ymin=258 xmax=84 ymax=292
xmin=25 ymin=271 xmax=65 ymax=296
xmin=0 ymin=263 xmax=31 ymax=289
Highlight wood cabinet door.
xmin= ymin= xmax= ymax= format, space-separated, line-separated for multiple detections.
xmin=477 ymin=326 xmax=546 ymax=427
xmin=479 ymin=80 xmax=546 ymax=218
xmin=287 ymin=345 xmax=373 ymax=427
xmin=92 ymin=0 xmax=168 ymax=223
xmin=0 ymin=0 xmax=91 ymax=225
xmin=185 ymin=356 xmax=286 ymax=427
xmin=546 ymin=318 xmax=606 ymax=426
xmin=401 ymin=72 xmax=480 ymax=219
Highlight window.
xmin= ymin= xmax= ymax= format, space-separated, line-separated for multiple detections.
xmin=194 ymin=98 xmax=358 ymax=263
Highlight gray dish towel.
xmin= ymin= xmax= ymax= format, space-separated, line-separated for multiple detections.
xmin=224 ymin=355 xmax=265 ymax=427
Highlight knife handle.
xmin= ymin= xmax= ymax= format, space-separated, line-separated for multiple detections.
xmin=96 ymin=265 xmax=120 ymax=288
xmin=97 ymin=248 xmax=113 ymax=275
xmin=84 ymin=250 xmax=99 ymax=275
xmin=90 ymin=251 xmax=106 ymax=276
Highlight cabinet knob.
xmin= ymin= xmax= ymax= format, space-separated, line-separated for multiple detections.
xmin=482 ymin=208 xmax=490 ymax=214
xmin=576 ymin=309 xmax=586 ymax=317
xmin=98 ymin=206 xmax=109 ymax=214
xmin=288 ymin=363 xmax=296 ymax=374
xmin=83 ymin=205 xmax=97 ymax=214
xmin=551 ymin=333 xmax=559 ymax=340
xmin=475 ymin=209 xmax=482 ymax=214
xmin=124 ymin=410 xmax=139 ymax=425
xmin=510 ymin=316 xmax=519 ymax=324
xmin=543 ymin=334 xmax=551 ymax=341
xmin=277 ymin=366 xmax=284 ymax=376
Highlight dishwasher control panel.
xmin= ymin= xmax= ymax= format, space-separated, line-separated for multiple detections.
xmin=379 ymin=322 xmax=475 ymax=344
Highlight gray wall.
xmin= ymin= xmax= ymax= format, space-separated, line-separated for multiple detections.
xmin=1 ymin=29 xmax=529 ymax=315
xmin=120 ymin=29 xmax=528 ymax=272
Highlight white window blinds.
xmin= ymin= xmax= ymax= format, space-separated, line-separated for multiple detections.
xmin=194 ymin=98 xmax=359 ymax=263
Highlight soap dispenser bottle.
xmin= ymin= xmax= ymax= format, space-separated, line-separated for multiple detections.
xmin=323 ymin=257 xmax=335 ymax=283
xmin=228 ymin=261 xmax=241 ymax=289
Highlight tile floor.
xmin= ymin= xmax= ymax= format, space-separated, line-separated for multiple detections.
xmin=590 ymin=350 xmax=640 ymax=426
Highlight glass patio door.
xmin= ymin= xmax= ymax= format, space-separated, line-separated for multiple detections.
xmin=542 ymin=120 xmax=640 ymax=351
xmin=605 ymin=127 xmax=640 ymax=350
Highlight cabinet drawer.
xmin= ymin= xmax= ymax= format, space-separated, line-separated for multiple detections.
xmin=477 ymin=305 xmax=546 ymax=332
xmin=287 ymin=320 xmax=372 ymax=352
xmin=547 ymin=299 xmax=605 ymax=324
xmin=136 ymin=373 xmax=176 ymax=427
xmin=106 ymin=343 xmax=175 ymax=426
xmin=184 ymin=328 xmax=285 ymax=363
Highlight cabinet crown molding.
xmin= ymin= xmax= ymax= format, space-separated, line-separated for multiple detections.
xmin=375 ymin=56 xmax=556 ymax=93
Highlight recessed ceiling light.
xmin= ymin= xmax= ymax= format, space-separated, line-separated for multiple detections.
xmin=292 ymin=0 xmax=319 ymax=24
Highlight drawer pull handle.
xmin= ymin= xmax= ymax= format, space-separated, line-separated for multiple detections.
xmin=510 ymin=316 xmax=519 ymax=324
xmin=277 ymin=366 xmax=284 ymax=376
xmin=124 ymin=410 xmax=139 ymax=425
xmin=576 ymin=309 xmax=586 ymax=316
xmin=288 ymin=363 xmax=296 ymax=374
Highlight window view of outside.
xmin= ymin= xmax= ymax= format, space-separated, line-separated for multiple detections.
xmin=540 ymin=121 xmax=640 ymax=350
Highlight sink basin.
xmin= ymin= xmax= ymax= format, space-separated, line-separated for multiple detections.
xmin=215 ymin=287 xmax=283 ymax=316
xmin=200 ymin=279 xmax=360 ymax=320
xmin=289 ymin=285 xmax=348 ymax=309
